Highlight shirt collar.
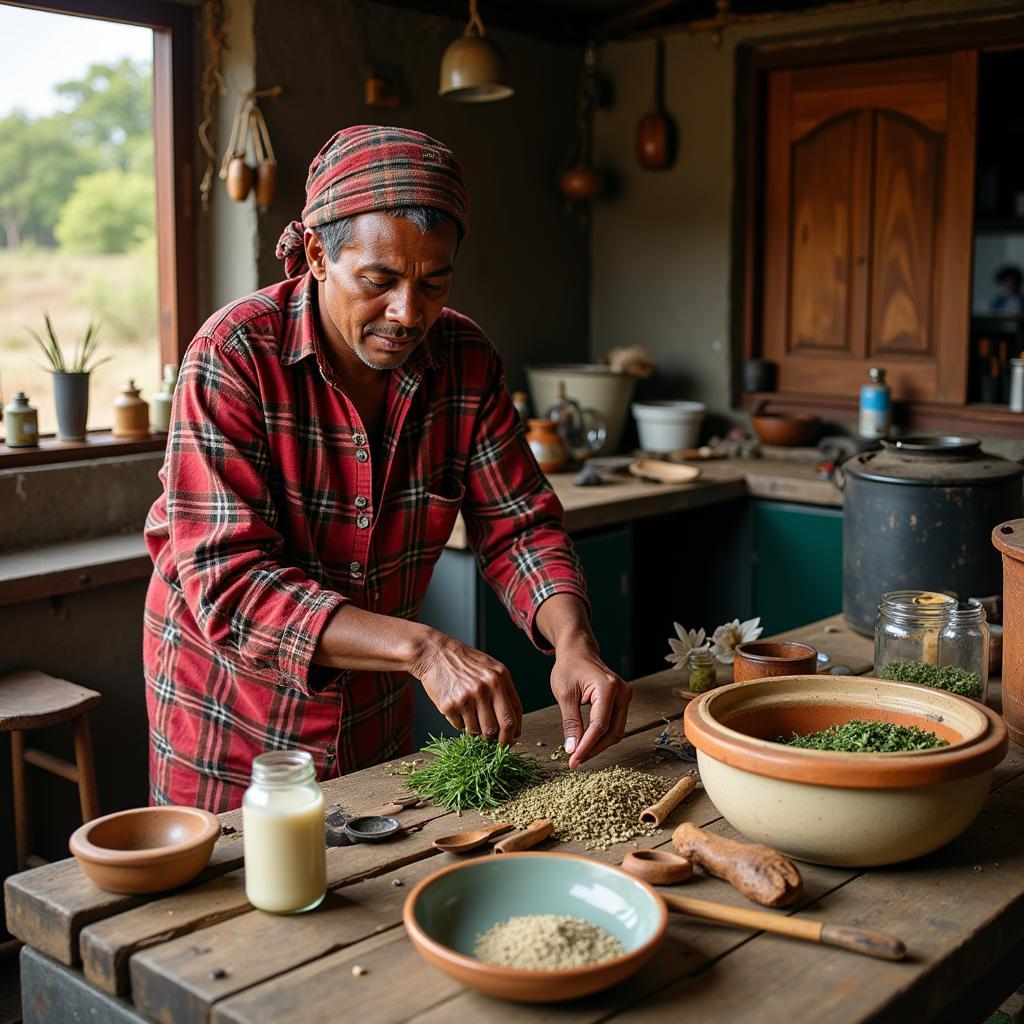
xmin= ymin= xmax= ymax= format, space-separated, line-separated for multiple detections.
xmin=280 ymin=272 xmax=443 ymax=373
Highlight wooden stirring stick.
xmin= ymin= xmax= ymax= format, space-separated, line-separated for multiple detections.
xmin=640 ymin=772 xmax=698 ymax=826
xmin=662 ymin=892 xmax=906 ymax=961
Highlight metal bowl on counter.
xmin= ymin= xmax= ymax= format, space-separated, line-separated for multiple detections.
xmin=684 ymin=675 xmax=1007 ymax=868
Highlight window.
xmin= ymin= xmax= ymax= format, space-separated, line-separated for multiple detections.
xmin=0 ymin=0 xmax=195 ymax=450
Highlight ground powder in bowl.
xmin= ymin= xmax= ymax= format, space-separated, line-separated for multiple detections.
xmin=490 ymin=766 xmax=672 ymax=850
xmin=474 ymin=914 xmax=625 ymax=970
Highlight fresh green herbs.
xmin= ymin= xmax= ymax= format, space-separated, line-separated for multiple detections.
xmin=880 ymin=661 xmax=983 ymax=700
xmin=776 ymin=719 xmax=948 ymax=753
xmin=404 ymin=733 xmax=541 ymax=813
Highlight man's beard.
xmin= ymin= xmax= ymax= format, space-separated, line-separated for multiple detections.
xmin=355 ymin=325 xmax=421 ymax=370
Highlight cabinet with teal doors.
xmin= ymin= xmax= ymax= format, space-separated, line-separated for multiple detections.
xmin=416 ymin=525 xmax=633 ymax=744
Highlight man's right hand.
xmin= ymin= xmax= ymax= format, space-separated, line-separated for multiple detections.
xmin=412 ymin=632 xmax=523 ymax=746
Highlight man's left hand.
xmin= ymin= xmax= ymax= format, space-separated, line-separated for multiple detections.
xmin=550 ymin=645 xmax=632 ymax=769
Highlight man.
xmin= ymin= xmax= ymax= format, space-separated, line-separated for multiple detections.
xmin=143 ymin=125 xmax=632 ymax=811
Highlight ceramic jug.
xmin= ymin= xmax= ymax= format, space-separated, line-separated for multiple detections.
xmin=525 ymin=418 xmax=568 ymax=474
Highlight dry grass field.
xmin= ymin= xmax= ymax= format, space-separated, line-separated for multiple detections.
xmin=0 ymin=246 xmax=160 ymax=438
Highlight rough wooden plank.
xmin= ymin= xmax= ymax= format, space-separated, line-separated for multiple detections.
xmin=607 ymin=782 xmax=1024 ymax=1024
xmin=127 ymin=725 xmax=701 ymax=1023
xmin=8 ymin=673 xmax=688 ymax=974
xmin=3 ymin=815 xmax=244 ymax=967
xmin=253 ymin=817 xmax=855 ymax=1024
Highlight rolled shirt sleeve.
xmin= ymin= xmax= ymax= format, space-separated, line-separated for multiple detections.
xmin=461 ymin=348 xmax=589 ymax=653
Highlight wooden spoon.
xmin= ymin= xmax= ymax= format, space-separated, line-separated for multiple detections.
xmin=432 ymin=822 xmax=514 ymax=854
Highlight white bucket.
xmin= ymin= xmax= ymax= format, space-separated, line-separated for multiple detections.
xmin=631 ymin=400 xmax=706 ymax=452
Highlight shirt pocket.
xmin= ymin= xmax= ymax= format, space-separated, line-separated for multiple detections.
xmin=423 ymin=481 xmax=465 ymax=551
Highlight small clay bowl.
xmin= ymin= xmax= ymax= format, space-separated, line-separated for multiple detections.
xmin=404 ymin=852 xmax=666 ymax=1002
xmin=734 ymin=640 xmax=818 ymax=682
xmin=344 ymin=815 xmax=401 ymax=843
xmin=750 ymin=413 xmax=820 ymax=447
xmin=69 ymin=806 xmax=220 ymax=894
xmin=621 ymin=849 xmax=693 ymax=886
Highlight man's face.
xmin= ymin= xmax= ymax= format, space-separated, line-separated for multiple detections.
xmin=306 ymin=211 xmax=458 ymax=373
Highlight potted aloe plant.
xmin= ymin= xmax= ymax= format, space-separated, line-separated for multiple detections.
xmin=28 ymin=315 xmax=108 ymax=441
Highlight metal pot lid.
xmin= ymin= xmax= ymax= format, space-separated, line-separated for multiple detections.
xmin=993 ymin=519 xmax=1024 ymax=558
xmin=845 ymin=434 xmax=1023 ymax=486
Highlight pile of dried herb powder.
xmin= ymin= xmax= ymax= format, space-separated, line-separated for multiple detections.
xmin=474 ymin=915 xmax=624 ymax=970
xmin=776 ymin=719 xmax=948 ymax=753
xmin=403 ymin=733 xmax=541 ymax=813
xmin=490 ymin=766 xmax=672 ymax=849
xmin=880 ymin=661 xmax=983 ymax=700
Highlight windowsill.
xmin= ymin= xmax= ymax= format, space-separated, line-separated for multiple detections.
xmin=0 ymin=430 xmax=167 ymax=469
xmin=743 ymin=392 xmax=1024 ymax=438
xmin=0 ymin=532 xmax=151 ymax=607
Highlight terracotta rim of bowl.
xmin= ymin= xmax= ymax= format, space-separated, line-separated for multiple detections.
xmin=734 ymin=641 xmax=817 ymax=665
xmin=683 ymin=675 xmax=1008 ymax=789
xmin=69 ymin=806 xmax=221 ymax=866
xmin=993 ymin=519 xmax=1024 ymax=559
xmin=402 ymin=851 xmax=668 ymax=983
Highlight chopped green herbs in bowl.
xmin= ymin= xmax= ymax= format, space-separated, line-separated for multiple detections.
xmin=776 ymin=720 xmax=948 ymax=753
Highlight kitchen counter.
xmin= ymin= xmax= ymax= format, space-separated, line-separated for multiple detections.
xmin=0 ymin=458 xmax=839 ymax=604
xmin=447 ymin=456 xmax=840 ymax=548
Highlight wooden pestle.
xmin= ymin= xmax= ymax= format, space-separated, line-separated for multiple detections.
xmin=640 ymin=773 xmax=698 ymax=826
xmin=493 ymin=819 xmax=553 ymax=854
xmin=662 ymin=893 xmax=906 ymax=961
xmin=673 ymin=822 xmax=802 ymax=907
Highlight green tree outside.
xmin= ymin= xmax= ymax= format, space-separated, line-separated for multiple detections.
xmin=55 ymin=170 xmax=154 ymax=254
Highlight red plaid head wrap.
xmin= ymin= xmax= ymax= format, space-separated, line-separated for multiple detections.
xmin=275 ymin=124 xmax=470 ymax=278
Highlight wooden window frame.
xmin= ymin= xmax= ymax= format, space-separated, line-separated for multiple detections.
xmin=0 ymin=0 xmax=197 ymax=466
xmin=734 ymin=11 xmax=1024 ymax=438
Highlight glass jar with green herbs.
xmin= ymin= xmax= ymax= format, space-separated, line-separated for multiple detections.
xmin=874 ymin=590 xmax=988 ymax=704
xmin=687 ymin=648 xmax=717 ymax=693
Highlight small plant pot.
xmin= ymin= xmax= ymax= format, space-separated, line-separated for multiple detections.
xmin=52 ymin=372 xmax=90 ymax=442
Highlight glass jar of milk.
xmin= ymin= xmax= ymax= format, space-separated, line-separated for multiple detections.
xmin=243 ymin=750 xmax=327 ymax=913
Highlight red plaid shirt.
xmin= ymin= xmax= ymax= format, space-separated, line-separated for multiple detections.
xmin=143 ymin=272 xmax=587 ymax=811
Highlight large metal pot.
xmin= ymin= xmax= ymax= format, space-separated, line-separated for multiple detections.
xmin=840 ymin=436 xmax=1023 ymax=635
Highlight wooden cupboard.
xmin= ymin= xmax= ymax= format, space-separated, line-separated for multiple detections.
xmin=762 ymin=52 xmax=976 ymax=403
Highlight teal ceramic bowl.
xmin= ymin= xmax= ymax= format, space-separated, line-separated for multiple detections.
xmin=403 ymin=852 xmax=667 ymax=1002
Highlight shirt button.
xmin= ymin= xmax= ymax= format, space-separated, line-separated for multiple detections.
xmin=355 ymin=448 xmax=369 ymax=463
xmin=349 ymin=561 xmax=362 ymax=577
xmin=352 ymin=433 xmax=366 ymax=446
xmin=357 ymin=514 xmax=370 ymax=529
xmin=355 ymin=495 xmax=368 ymax=508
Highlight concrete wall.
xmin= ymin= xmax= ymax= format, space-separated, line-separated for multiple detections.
xmin=250 ymin=0 xmax=590 ymax=392
xmin=590 ymin=0 xmax=1023 ymax=434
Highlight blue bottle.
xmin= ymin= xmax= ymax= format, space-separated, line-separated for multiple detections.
xmin=858 ymin=367 xmax=891 ymax=440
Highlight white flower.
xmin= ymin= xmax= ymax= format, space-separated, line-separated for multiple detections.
xmin=710 ymin=617 xmax=763 ymax=664
xmin=665 ymin=623 xmax=708 ymax=670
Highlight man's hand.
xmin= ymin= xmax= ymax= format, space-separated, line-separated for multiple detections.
xmin=550 ymin=642 xmax=632 ymax=769
xmin=412 ymin=632 xmax=523 ymax=747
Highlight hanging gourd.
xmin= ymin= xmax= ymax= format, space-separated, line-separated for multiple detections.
xmin=219 ymin=85 xmax=282 ymax=206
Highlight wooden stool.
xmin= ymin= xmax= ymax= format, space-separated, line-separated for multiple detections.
xmin=0 ymin=670 xmax=101 ymax=870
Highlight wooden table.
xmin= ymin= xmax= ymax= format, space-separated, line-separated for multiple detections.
xmin=6 ymin=616 xmax=1023 ymax=1024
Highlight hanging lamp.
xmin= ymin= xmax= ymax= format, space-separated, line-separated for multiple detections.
xmin=439 ymin=0 xmax=513 ymax=103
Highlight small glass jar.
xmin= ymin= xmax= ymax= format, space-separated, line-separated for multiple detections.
xmin=687 ymin=648 xmax=718 ymax=693
xmin=243 ymin=750 xmax=326 ymax=914
xmin=937 ymin=602 xmax=990 ymax=704
xmin=874 ymin=590 xmax=988 ymax=704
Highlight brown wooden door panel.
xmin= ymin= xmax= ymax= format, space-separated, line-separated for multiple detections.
xmin=870 ymin=111 xmax=941 ymax=357
xmin=762 ymin=51 xmax=975 ymax=404
xmin=789 ymin=113 xmax=858 ymax=353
